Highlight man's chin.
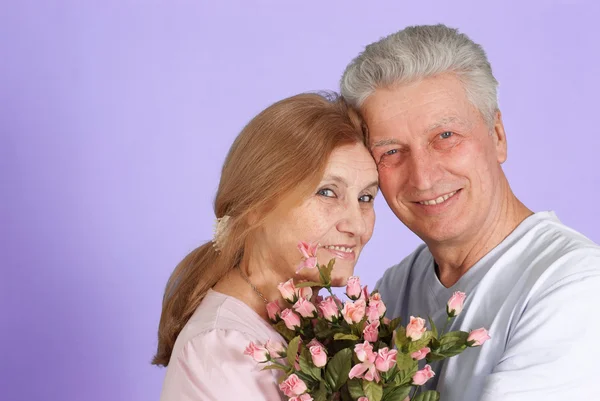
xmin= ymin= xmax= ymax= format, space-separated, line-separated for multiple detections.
xmin=409 ymin=221 xmax=465 ymax=245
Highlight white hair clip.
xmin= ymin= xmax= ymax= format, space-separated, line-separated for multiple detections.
xmin=212 ymin=215 xmax=231 ymax=253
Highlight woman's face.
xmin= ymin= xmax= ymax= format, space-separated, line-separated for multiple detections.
xmin=256 ymin=143 xmax=379 ymax=287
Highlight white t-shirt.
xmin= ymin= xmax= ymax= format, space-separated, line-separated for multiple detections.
xmin=375 ymin=211 xmax=600 ymax=401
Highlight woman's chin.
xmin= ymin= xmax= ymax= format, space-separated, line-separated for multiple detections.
xmin=329 ymin=267 xmax=356 ymax=287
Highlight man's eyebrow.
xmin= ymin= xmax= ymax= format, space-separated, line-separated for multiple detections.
xmin=424 ymin=116 xmax=464 ymax=133
xmin=371 ymin=138 xmax=401 ymax=149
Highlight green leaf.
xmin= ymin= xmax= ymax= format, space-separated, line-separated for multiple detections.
xmin=438 ymin=344 xmax=468 ymax=358
xmin=428 ymin=316 xmax=438 ymax=339
xmin=347 ymin=379 xmax=365 ymax=399
xmin=312 ymin=381 xmax=328 ymax=401
xmin=314 ymin=320 xmax=334 ymax=340
xmin=295 ymin=281 xmax=323 ymax=288
xmin=425 ymin=352 xmax=446 ymax=362
xmin=383 ymin=385 xmax=411 ymax=401
xmin=394 ymin=362 xmax=418 ymax=386
xmin=408 ymin=331 xmax=434 ymax=353
xmin=363 ymin=381 xmax=383 ymax=401
xmin=388 ymin=317 xmax=402 ymax=331
xmin=320 ymin=258 xmax=336 ymax=284
xmin=394 ymin=326 xmax=409 ymax=349
xmin=439 ymin=331 xmax=469 ymax=347
xmin=324 ymin=348 xmax=352 ymax=391
xmin=432 ymin=331 xmax=469 ymax=359
xmin=394 ymin=352 xmax=417 ymax=371
xmin=412 ymin=390 xmax=441 ymax=401
xmin=429 ymin=336 xmax=440 ymax=350
xmin=287 ymin=336 xmax=301 ymax=368
xmin=299 ymin=348 xmax=323 ymax=381
xmin=260 ymin=364 xmax=287 ymax=372
xmin=340 ymin=386 xmax=354 ymax=401
xmin=273 ymin=321 xmax=296 ymax=342
xmin=334 ymin=333 xmax=360 ymax=341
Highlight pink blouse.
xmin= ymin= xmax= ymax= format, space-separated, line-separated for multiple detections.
xmin=159 ymin=289 xmax=286 ymax=401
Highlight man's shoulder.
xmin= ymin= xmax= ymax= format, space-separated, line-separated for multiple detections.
xmin=375 ymin=243 xmax=430 ymax=289
xmin=522 ymin=213 xmax=600 ymax=274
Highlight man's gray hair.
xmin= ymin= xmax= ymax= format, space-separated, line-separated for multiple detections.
xmin=341 ymin=24 xmax=499 ymax=126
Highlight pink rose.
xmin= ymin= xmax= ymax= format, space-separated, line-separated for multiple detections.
xmin=243 ymin=341 xmax=269 ymax=363
xmin=296 ymin=241 xmax=318 ymax=272
xmin=406 ymin=316 xmax=426 ymax=341
xmin=265 ymin=339 xmax=286 ymax=358
xmin=412 ymin=364 xmax=435 ymax=385
xmin=307 ymin=338 xmax=325 ymax=349
xmin=290 ymin=395 xmax=314 ymax=401
xmin=349 ymin=342 xmax=380 ymax=382
xmin=357 ymin=398 xmax=370 ymax=401
xmin=363 ymin=320 xmax=380 ymax=342
xmin=410 ymin=347 xmax=430 ymax=361
xmin=361 ymin=285 xmax=369 ymax=301
xmin=297 ymin=286 xmax=313 ymax=300
xmin=366 ymin=304 xmax=381 ymax=323
xmin=319 ymin=296 xmax=340 ymax=322
xmin=280 ymin=308 xmax=302 ymax=330
xmin=278 ymin=279 xmax=297 ymax=303
xmin=342 ymin=299 xmax=366 ymax=324
xmin=309 ymin=344 xmax=327 ymax=367
xmin=349 ymin=361 xmax=380 ymax=382
xmin=467 ymin=328 xmax=491 ymax=347
xmin=369 ymin=292 xmax=386 ymax=317
xmin=266 ymin=300 xmax=281 ymax=322
xmin=354 ymin=341 xmax=374 ymax=362
xmin=293 ymin=297 xmax=317 ymax=318
xmin=447 ymin=291 xmax=466 ymax=317
xmin=374 ymin=347 xmax=397 ymax=372
xmin=346 ymin=276 xmax=362 ymax=299
xmin=279 ymin=373 xmax=308 ymax=397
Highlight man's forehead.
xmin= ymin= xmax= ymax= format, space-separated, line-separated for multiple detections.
xmin=368 ymin=113 xmax=469 ymax=147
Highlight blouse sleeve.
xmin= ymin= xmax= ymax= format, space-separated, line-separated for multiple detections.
xmin=160 ymin=329 xmax=285 ymax=401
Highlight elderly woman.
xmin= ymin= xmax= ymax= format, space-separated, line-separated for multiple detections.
xmin=153 ymin=93 xmax=378 ymax=400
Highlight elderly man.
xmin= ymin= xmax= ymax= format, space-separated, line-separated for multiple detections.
xmin=341 ymin=24 xmax=600 ymax=401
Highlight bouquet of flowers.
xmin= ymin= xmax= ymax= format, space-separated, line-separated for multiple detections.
xmin=245 ymin=242 xmax=490 ymax=401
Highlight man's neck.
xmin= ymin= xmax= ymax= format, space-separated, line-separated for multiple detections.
xmin=428 ymin=185 xmax=533 ymax=288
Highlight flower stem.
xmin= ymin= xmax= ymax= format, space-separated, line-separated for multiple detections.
xmin=440 ymin=317 xmax=452 ymax=336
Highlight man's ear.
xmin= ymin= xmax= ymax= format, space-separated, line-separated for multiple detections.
xmin=492 ymin=110 xmax=507 ymax=164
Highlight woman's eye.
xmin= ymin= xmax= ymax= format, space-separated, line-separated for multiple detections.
xmin=359 ymin=194 xmax=374 ymax=203
xmin=440 ymin=131 xmax=453 ymax=139
xmin=317 ymin=188 xmax=336 ymax=198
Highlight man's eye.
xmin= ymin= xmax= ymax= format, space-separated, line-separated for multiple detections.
xmin=317 ymin=188 xmax=335 ymax=198
xmin=440 ymin=131 xmax=453 ymax=139
xmin=385 ymin=149 xmax=399 ymax=155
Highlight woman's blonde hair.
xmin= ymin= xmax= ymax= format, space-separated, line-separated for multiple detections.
xmin=152 ymin=92 xmax=366 ymax=366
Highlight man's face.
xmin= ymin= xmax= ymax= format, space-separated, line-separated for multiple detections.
xmin=361 ymin=73 xmax=507 ymax=245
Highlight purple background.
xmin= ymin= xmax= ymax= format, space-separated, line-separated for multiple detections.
xmin=2 ymin=1 xmax=599 ymax=400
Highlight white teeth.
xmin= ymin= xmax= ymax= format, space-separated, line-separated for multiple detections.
xmin=324 ymin=245 xmax=353 ymax=253
xmin=419 ymin=191 xmax=457 ymax=206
